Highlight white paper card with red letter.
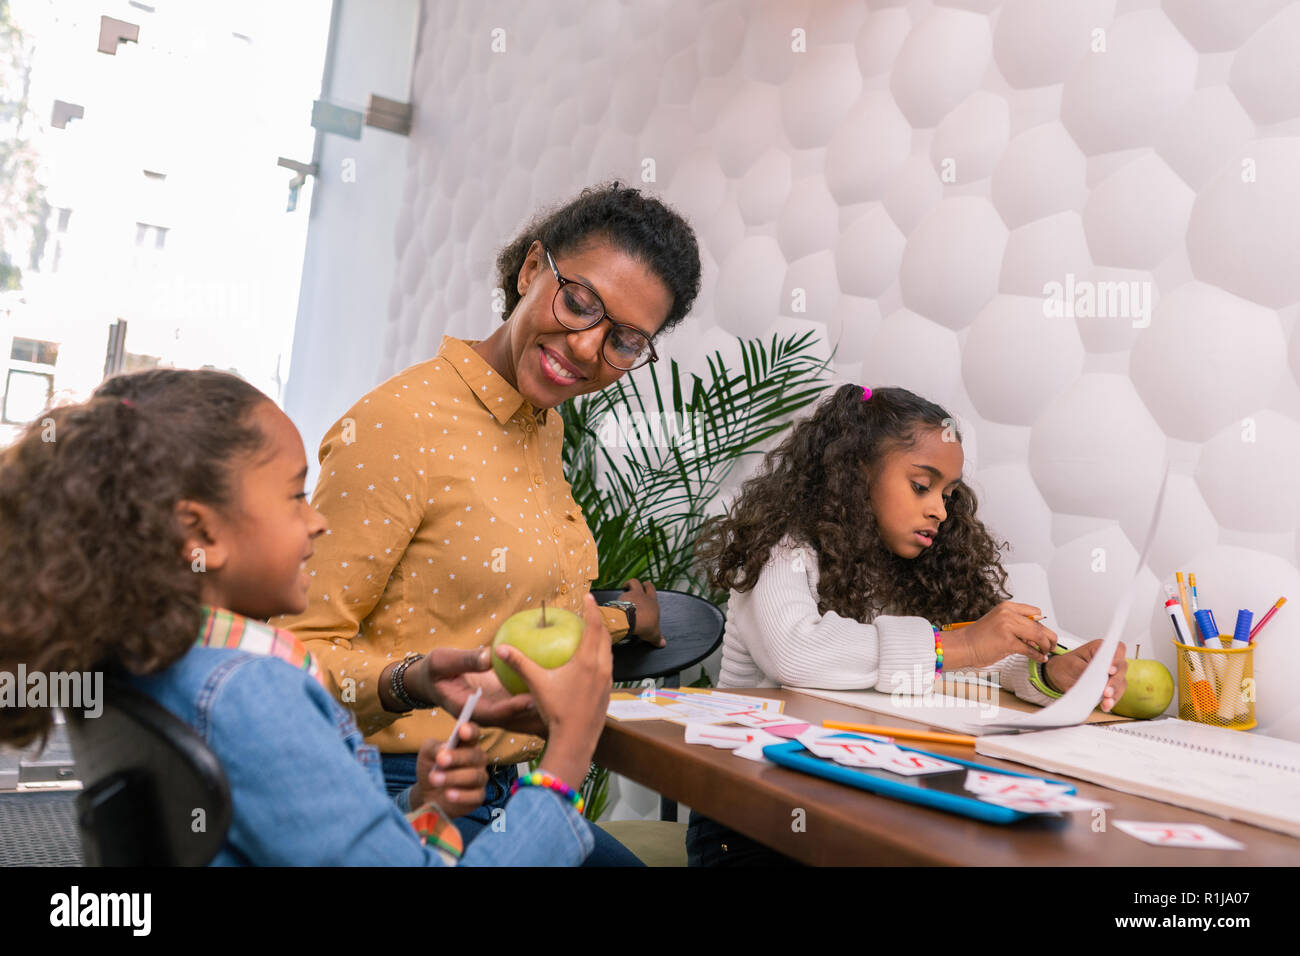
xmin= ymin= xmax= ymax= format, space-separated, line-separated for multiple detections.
xmin=802 ymin=736 xmax=902 ymax=767
xmin=724 ymin=709 xmax=805 ymax=730
xmin=684 ymin=723 xmax=776 ymax=750
xmin=1113 ymin=821 xmax=1244 ymax=850
xmin=881 ymin=752 xmax=964 ymax=776
xmin=963 ymin=770 xmax=1072 ymax=800
xmin=732 ymin=731 xmax=786 ymax=762
xmin=978 ymin=792 xmax=1111 ymax=813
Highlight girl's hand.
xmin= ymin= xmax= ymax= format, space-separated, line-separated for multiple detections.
xmin=411 ymin=721 xmax=488 ymax=818
xmin=496 ymin=594 xmax=612 ymax=788
xmin=622 ymin=579 xmax=665 ymax=647
xmin=953 ymin=601 xmax=1056 ymax=668
xmin=1044 ymin=640 xmax=1128 ymax=711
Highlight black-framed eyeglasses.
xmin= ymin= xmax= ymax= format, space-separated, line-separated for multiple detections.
xmin=544 ymin=246 xmax=658 ymax=371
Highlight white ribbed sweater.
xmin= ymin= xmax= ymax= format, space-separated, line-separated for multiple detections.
xmin=717 ymin=537 xmax=1052 ymax=706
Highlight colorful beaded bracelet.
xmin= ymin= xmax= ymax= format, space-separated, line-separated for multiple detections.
xmin=933 ymin=628 xmax=944 ymax=674
xmin=511 ymin=771 xmax=585 ymax=815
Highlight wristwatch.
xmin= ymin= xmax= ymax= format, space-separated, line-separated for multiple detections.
xmin=602 ymin=599 xmax=637 ymax=637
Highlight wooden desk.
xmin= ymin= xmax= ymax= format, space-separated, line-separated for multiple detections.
xmin=594 ymin=688 xmax=1300 ymax=866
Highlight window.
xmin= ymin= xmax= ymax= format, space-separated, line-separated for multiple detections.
xmin=51 ymin=100 xmax=85 ymax=129
xmin=135 ymin=222 xmax=168 ymax=250
xmin=98 ymin=16 xmax=140 ymax=55
xmin=123 ymin=352 xmax=161 ymax=373
xmin=10 ymin=338 xmax=60 ymax=366
xmin=2 ymin=370 xmax=54 ymax=425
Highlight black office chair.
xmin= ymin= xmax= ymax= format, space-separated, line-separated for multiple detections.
xmin=596 ymin=588 xmax=725 ymax=835
xmin=65 ymin=680 xmax=231 ymax=866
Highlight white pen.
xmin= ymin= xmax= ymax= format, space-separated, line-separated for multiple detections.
xmin=441 ymin=686 xmax=483 ymax=754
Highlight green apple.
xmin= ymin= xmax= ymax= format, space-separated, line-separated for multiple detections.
xmin=1111 ymin=657 xmax=1174 ymax=719
xmin=491 ymin=605 xmax=584 ymax=694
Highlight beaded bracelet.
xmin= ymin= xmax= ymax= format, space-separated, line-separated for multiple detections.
xmin=391 ymin=652 xmax=436 ymax=711
xmin=512 ymin=770 xmax=585 ymax=815
xmin=932 ymin=628 xmax=944 ymax=674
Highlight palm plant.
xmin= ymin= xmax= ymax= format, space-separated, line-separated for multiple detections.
xmin=554 ymin=330 xmax=832 ymax=819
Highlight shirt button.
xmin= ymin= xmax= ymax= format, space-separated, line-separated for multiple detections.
xmin=559 ymin=584 xmax=569 ymax=595
xmin=552 ymin=527 xmax=561 ymax=538
xmin=533 ymin=474 xmax=544 ymax=485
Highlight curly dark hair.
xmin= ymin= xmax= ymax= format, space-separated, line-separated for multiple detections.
xmin=695 ymin=385 xmax=1011 ymax=624
xmin=495 ymin=181 xmax=702 ymax=334
xmin=0 ymin=368 xmax=271 ymax=748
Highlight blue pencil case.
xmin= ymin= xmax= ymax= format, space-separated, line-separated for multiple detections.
xmin=763 ymin=734 xmax=1077 ymax=825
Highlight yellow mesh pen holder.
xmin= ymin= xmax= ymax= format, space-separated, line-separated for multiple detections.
xmin=1172 ymin=638 xmax=1255 ymax=730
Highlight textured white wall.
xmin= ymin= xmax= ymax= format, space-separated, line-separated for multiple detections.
xmin=384 ymin=0 xmax=1300 ymax=782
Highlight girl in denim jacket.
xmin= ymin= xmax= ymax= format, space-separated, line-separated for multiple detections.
xmin=0 ymin=368 xmax=610 ymax=865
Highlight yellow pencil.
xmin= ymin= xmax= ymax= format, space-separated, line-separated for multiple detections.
xmin=941 ymin=614 xmax=1046 ymax=631
xmin=822 ymin=719 xmax=977 ymax=747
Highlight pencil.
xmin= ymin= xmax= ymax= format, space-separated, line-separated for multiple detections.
xmin=942 ymin=614 xmax=1047 ymax=630
xmin=1248 ymin=597 xmax=1286 ymax=643
xmin=822 ymin=719 xmax=977 ymax=747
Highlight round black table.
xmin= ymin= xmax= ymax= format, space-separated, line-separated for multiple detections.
xmin=593 ymin=588 xmax=725 ymax=685
xmin=594 ymin=587 xmax=726 ymax=821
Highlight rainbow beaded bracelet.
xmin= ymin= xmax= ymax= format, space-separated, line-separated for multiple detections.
xmin=933 ymin=627 xmax=944 ymax=674
xmin=511 ymin=770 xmax=585 ymax=815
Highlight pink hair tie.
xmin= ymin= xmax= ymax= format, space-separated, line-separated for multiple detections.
xmin=120 ymin=398 xmax=135 ymax=408
xmin=861 ymin=387 xmax=872 ymax=402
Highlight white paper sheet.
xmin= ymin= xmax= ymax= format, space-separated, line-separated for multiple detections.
xmin=644 ymin=688 xmax=783 ymax=712
xmin=974 ymin=467 xmax=1170 ymax=734
xmin=606 ymin=699 xmax=676 ymax=720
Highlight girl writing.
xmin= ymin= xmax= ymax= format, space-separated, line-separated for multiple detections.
xmin=690 ymin=384 xmax=1127 ymax=865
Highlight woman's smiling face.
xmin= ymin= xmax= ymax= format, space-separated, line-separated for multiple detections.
xmin=867 ymin=427 xmax=964 ymax=559
xmin=505 ymin=238 xmax=673 ymax=409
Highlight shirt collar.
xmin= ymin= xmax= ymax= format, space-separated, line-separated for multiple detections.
xmin=196 ymin=605 xmax=330 ymax=689
xmin=438 ymin=335 xmax=548 ymax=427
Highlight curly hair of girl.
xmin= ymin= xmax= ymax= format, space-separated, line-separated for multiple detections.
xmin=695 ymin=384 xmax=1011 ymax=624
xmin=0 ymin=369 xmax=270 ymax=749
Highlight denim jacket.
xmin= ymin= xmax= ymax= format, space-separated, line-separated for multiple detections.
xmin=131 ymin=646 xmax=594 ymax=866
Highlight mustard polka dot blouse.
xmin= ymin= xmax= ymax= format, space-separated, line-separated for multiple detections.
xmin=275 ymin=336 xmax=629 ymax=763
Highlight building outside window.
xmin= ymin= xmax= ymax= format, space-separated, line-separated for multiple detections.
xmin=0 ymin=0 xmax=332 ymax=449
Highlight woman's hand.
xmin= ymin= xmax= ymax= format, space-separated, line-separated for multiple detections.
xmin=410 ymin=721 xmax=488 ymax=818
xmin=403 ymin=647 xmax=545 ymax=735
xmin=495 ymin=594 xmax=612 ymax=788
xmin=621 ymin=578 xmax=664 ymax=647
xmin=947 ymin=602 xmax=1056 ymax=669
xmin=1044 ymin=639 xmax=1128 ymax=711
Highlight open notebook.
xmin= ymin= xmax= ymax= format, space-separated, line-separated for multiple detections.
xmin=975 ymin=718 xmax=1300 ymax=838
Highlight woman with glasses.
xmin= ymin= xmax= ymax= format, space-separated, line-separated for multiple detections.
xmin=275 ymin=182 xmax=701 ymax=865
